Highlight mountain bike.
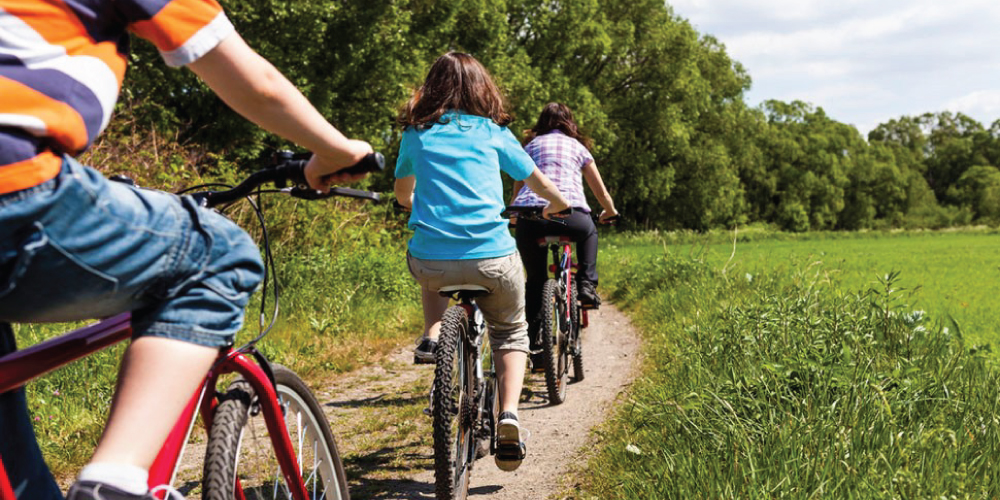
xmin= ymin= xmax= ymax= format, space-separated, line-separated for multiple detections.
xmin=430 ymin=284 xmax=523 ymax=500
xmin=0 ymin=151 xmax=384 ymax=500
xmin=505 ymin=207 xmax=618 ymax=405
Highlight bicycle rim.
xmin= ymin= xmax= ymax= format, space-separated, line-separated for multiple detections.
xmin=203 ymin=365 xmax=349 ymax=500
xmin=432 ymin=306 xmax=476 ymax=500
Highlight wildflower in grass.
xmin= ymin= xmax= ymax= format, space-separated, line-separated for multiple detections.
xmin=901 ymin=310 xmax=926 ymax=327
xmin=52 ymin=390 xmax=60 ymax=396
xmin=33 ymin=416 xmax=40 ymax=422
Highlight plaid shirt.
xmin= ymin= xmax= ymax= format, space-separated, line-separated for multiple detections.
xmin=512 ymin=130 xmax=594 ymax=211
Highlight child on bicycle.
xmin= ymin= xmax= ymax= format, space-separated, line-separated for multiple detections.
xmin=0 ymin=0 xmax=371 ymax=498
xmin=394 ymin=52 xmax=570 ymax=471
xmin=508 ymin=103 xmax=618 ymax=367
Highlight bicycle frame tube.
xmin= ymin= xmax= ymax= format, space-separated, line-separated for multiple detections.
xmin=561 ymin=244 xmax=573 ymax=316
xmin=147 ymin=383 xmax=207 ymax=496
xmin=0 ymin=462 xmax=15 ymax=500
xmin=550 ymin=243 xmax=574 ymax=326
xmin=0 ymin=313 xmax=132 ymax=394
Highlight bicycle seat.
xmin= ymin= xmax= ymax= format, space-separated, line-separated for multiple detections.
xmin=537 ymin=236 xmax=572 ymax=246
xmin=438 ymin=284 xmax=490 ymax=299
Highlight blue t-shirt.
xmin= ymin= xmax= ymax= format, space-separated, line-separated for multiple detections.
xmin=395 ymin=111 xmax=536 ymax=260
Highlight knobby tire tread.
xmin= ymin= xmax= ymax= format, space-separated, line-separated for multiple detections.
xmin=570 ymin=281 xmax=585 ymax=382
xmin=541 ymin=279 xmax=568 ymax=404
xmin=432 ymin=306 xmax=472 ymax=500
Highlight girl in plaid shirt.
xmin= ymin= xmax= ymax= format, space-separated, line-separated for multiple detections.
xmin=509 ymin=103 xmax=618 ymax=359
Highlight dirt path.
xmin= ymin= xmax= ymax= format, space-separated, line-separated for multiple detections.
xmin=324 ymin=304 xmax=642 ymax=500
xmin=169 ymin=304 xmax=641 ymax=499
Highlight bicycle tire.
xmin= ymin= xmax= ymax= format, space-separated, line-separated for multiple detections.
xmin=569 ymin=278 xmax=585 ymax=382
xmin=203 ymin=364 xmax=349 ymax=500
xmin=432 ymin=306 xmax=477 ymax=500
xmin=540 ymin=279 xmax=568 ymax=404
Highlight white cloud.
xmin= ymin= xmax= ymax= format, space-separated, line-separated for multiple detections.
xmin=945 ymin=91 xmax=1000 ymax=125
xmin=668 ymin=0 xmax=1000 ymax=133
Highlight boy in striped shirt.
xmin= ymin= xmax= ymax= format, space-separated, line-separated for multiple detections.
xmin=1 ymin=0 xmax=371 ymax=498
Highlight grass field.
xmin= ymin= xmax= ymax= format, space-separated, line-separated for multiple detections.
xmin=607 ymin=228 xmax=1000 ymax=349
xmin=577 ymin=228 xmax=1000 ymax=498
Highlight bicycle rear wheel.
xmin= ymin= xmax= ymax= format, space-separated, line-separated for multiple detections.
xmin=540 ymin=279 xmax=569 ymax=404
xmin=432 ymin=306 xmax=478 ymax=500
xmin=569 ymin=278 xmax=585 ymax=382
xmin=203 ymin=364 xmax=349 ymax=500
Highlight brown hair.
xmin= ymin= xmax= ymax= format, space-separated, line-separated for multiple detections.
xmin=397 ymin=52 xmax=512 ymax=128
xmin=523 ymin=102 xmax=593 ymax=150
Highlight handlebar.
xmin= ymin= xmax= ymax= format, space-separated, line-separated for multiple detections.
xmin=190 ymin=151 xmax=385 ymax=208
xmin=502 ymin=206 xmax=573 ymax=219
xmin=503 ymin=206 xmax=620 ymax=225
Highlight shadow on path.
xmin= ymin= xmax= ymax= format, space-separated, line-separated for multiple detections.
xmin=327 ymin=393 xmax=426 ymax=410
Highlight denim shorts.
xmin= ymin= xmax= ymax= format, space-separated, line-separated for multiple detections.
xmin=0 ymin=156 xmax=264 ymax=347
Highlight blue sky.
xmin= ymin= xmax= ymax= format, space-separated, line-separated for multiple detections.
xmin=668 ymin=0 xmax=1000 ymax=135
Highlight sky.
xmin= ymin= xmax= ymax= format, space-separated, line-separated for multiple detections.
xmin=668 ymin=0 xmax=1000 ymax=135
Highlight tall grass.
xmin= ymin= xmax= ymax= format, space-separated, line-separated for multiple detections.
xmin=580 ymin=235 xmax=1000 ymax=498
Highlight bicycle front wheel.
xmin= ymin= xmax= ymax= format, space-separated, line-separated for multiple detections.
xmin=541 ymin=279 xmax=569 ymax=404
xmin=432 ymin=306 xmax=478 ymax=500
xmin=203 ymin=364 xmax=349 ymax=500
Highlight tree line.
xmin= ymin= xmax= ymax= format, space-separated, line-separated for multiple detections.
xmin=121 ymin=0 xmax=1000 ymax=231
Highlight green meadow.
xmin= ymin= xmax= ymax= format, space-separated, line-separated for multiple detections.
xmin=609 ymin=228 xmax=1000 ymax=349
xmin=578 ymin=229 xmax=1000 ymax=498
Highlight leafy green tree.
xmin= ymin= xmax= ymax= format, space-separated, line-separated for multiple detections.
xmin=116 ymin=0 xmax=1000 ymax=231
xmin=950 ymin=165 xmax=1000 ymax=222
xmin=923 ymin=112 xmax=987 ymax=202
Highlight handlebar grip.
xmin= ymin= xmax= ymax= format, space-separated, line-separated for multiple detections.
xmin=328 ymin=152 xmax=385 ymax=178
xmin=284 ymin=159 xmax=310 ymax=186
xmin=279 ymin=152 xmax=384 ymax=188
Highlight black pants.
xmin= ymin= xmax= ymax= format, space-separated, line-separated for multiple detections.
xmin=0 ymin=323 xmax=64 ymax=500
xmin=514 ymin=211 xmax=598 ymax=345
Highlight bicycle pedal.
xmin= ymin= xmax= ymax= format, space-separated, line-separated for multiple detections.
xmin=494 ymin=441 xmax=526 ymax=471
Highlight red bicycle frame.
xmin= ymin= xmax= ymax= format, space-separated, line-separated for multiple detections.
xmin=0 ymin=314 xmax=313 ymax=500
xmin=546 ymin=237 xmax=585 ymax=328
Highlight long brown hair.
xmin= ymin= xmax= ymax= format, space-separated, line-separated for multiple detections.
xmin=398 ymin=52 xmax=512 ymax=128
xmin=523 ymin=102 xmax=593 ymax=150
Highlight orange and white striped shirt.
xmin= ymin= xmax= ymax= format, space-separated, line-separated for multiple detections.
xmin=0 ymin=0 xmax=234 ymax=194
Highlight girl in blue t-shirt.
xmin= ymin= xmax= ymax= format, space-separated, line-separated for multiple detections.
xmin=394 ymin=51 xmax=570 ymax=471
